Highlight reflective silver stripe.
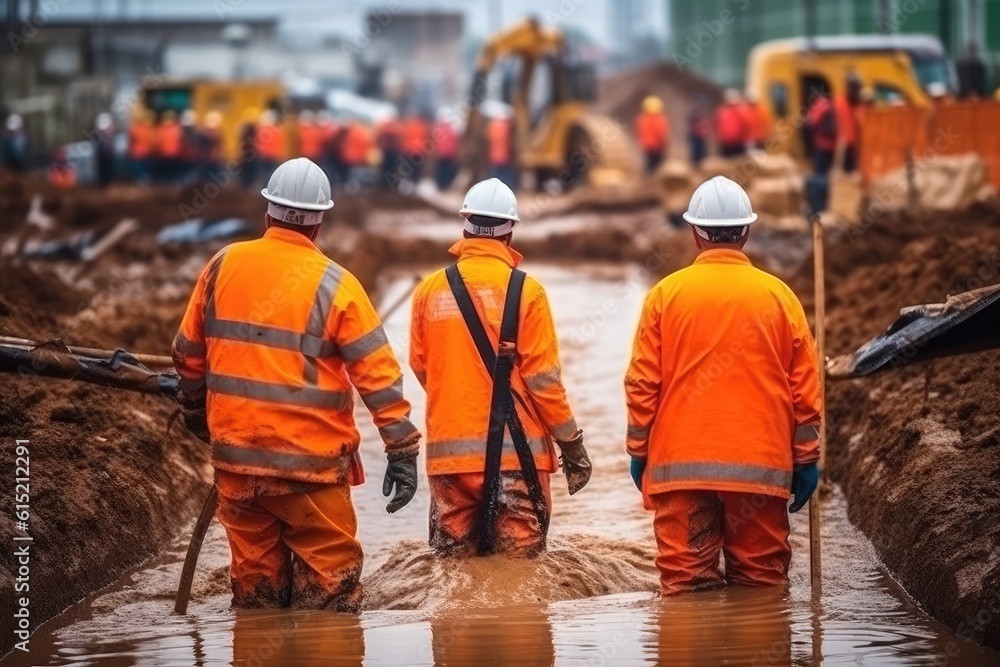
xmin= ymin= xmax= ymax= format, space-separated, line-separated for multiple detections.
xmin=204 ymin=318 xmax=338 ymax=357
xmin=213 ymin=443 xmax=350 ymax=474
xmin=206 ymin=373 xmax=351 ymax=410
xmin=360 ymin=377 xmax=405 ymax=411
xmin=627 ymin=424 xmax=649 ymax=441
xmin=303 ymin=263 xmax=344 ymax=384
xmin=427 ymin=436 xmax=547 ymax=459
xmin=340 ymin=326 xmax=389 ymax=362
xmin=549 ymin=417 xmax=580 ymax=442
xmin=378 ymin=417 xmax=421 ymax=445
xmin=794 ymin=424 xmax=821 ymax=444
xmin=173 ymin=333 xmax=206 ymax=358
xmin=650 ymin=462 xmax=792 ymax=489
xmin=523 ymin=368 xmax=562 ymax=393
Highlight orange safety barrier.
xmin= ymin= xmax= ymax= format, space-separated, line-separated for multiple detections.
xmin=859 ymin=101 xmax=1000 ymax=188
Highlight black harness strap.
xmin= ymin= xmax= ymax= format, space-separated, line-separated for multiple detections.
xmin=445 ymin=264 xmax=549 ymax=555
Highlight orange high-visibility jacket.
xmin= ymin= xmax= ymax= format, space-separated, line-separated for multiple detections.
xmin=402 ymin=117 xmax=428 ymax=155
xmin=128 ymin=122 xmax=156 ymax=159
xmin=834 ymin=95 xmax=857 ymax=147
xmin=635 ymin=111 xmax=670 ymax=152
xmin=487 ymin=118 xmax=511 ymax=166
xmin=410 ymin=239 xmax=579 ymax=476
xmin=715 ymin=104 xmax=748 ymax=146
xmin=158 ymin=121 xmax=183 ymax=158
xmin=298 ymin=122 xmax=322 ymax=159
xmin=173 ymin=226 xmax=420 ymax=484
xmin=624 ymin=249 xmax=821 ymax=499
xmin=342 ymin=124 xmax=372 ymax=166
xmin=255 ymin=125 xmax=286 ymax=161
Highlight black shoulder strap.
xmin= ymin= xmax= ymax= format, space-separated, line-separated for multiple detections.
xmin=445 ymin=264 xmax=496 ymax=371
xmin=500 ymin=269 xmax=526 ymax=346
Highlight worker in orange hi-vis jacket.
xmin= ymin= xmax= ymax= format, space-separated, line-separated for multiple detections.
xmin=625 ymin=176 xmax=822 ymax=595
xmin=635 ymin=94 xmax=670 ymax=173
xmin=172 ymin=158 xmax=421 ymax=610
xmin=410 ymin=178 xmax=592 ymax=557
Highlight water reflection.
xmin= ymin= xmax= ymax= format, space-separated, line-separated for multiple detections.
xmin=431 ymin=607 xmax=553 ymax=667
xmin=231 ymin=609 xmax=365 ymax=667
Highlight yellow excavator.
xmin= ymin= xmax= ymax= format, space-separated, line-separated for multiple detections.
xmin=461 ymin=18 xmax=639 ymax=190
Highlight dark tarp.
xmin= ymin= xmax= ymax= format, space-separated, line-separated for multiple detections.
xmin=828 ymin=283 xmax=1000 ymax=379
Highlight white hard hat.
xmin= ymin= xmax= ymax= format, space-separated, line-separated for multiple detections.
xmin=261 ymin=158 xmax=334 ymax=226
xmin=180 ymin=109 xmax=196 ymax=126
xmin=682 ymin=176 xmax=758 ymax=227
xmin=6 ymin=113 xmax=22 ymax=131
xmin=927 ymin=82 xmax=948 ymax=98
xmin=96 ymin=113 xmax=113 ymax=130
xmin=459 ymin=178 xmax=520 ymax=236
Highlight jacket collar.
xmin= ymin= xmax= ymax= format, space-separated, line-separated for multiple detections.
xmin=264 ymin=225 xmax=320 ymax=250
xmin=693 ymin=248 xmax=752 ymax=266
xmin=448 ymin=238 xmax=523 ymax=268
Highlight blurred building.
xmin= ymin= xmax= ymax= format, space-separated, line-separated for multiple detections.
xmin=667 ymin=0 xmax=1000 ymax=92
xmin=359 ymin=11 xmax=465 ymax=113
xmin=609 ymin=0 xmax=663 ymax=68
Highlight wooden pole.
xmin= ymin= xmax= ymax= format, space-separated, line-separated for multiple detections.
xmin=0 ymin=336 xmax=173 ymax=368
xmin=810 ymin=219 xmax=826 ymax=594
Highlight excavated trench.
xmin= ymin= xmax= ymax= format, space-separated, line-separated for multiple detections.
xmin=1 ymin=179 xmax=1000 ymax=664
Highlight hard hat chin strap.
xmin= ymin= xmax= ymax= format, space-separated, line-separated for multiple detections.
xmin=463 ymin=218 xmax=515 ymax=237
xmin=267 ymin=201 xmax=323 ymax=226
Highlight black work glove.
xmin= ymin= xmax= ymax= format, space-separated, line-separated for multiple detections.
xmin=383 ymin=450 xmax=418 ymax=513
xmin=557 ymin=432 xmax=592 ymax=495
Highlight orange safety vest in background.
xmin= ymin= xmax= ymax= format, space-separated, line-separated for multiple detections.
xmin=172 ymin=226 xmax=420 ymax=485
xmin=487 ymin=118 xmax=511 ymax=166
xmin=834 ymin=95 xmax=857 ymax=147
xmin=255 ymin=125 xmax=286 ymax=161
xmin=298 ymin=121 xmax=322 ymax=160
xmin=342 ymin=124 xmax=372 ymax=166
xmin=158 ymin=121 xmax=183 ymax=158
xmin=635 ymin=111 xmax=670 ymax=151
xmin=410 ymin=239 xmax=579 ymax=475
xmin=741 ymin=103 xmax=769 ymax=144
xmin=624 ymin=249 xmax=821 ymax=499
xmin=129 ymin=122 xmax=156 ymax=158
xmin=402 ymin=117 xmax=428 ymax=155
xmin=715 ymin=104 xmax=748 ymax=146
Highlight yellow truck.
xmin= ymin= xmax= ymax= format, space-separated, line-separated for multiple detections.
xmin=746 ymin=35 xmax=955 ymax=156
xmin=141 ymin=79 xmax=286 ymax=161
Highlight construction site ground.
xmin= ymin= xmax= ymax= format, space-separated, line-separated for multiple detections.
xmin=1 ymin=169 xmax=1000 ymax=664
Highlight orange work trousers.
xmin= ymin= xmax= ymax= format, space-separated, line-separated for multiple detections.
xmin=215 ymin=482 xmax=363 ymax=610
xmin=429 ymin=471 xmax=551 ymax=558
xmin=651 ymin=489 xmax=791 ymax=594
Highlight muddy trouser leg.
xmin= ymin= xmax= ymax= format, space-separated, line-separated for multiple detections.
xmin=215 ymin=494 xmax=292 ymax=608
xmin=428 ymin=473 xmax=480 ymax=556
xmin=651 ymin=490 xmax=726 ymax=595
xmin=495 ymin=471 xmax=551 ymax=557
xmin=719 ymin=491 xmax=791 ymax=587
xmin=258 ymin=484 xmax=364 ymax=611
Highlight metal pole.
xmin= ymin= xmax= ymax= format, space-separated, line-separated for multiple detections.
xmin=810 ymin=219 xmax=825 ymax=593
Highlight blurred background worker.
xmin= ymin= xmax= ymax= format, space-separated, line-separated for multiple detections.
xmin=93 ymin=112 xmax=116 ymax=188
xmin=238 ymin=107 xmax=260 ymax=190
xmin=686 ymin=95 xmax=710 ymax=169
xmin=625 ymin=176 xmax=822 ymax=594
xmin=635 ymin=94 xmax=670 ymax=174
xmin=805 ymin=86 xmax=837 ymax=174
xmin=199 ymin=111 xmax=224 ymax=182
xmin=410 ymin=178 xmax=592 ymax=557
xmin=315 ymin=110 xmax=340 ymax=187
xmin=128 ymin=109 xmax=156 ymax=183
xmin=47 ymin=145 xmax=76 ymax=188
xmin=834 ymin=73 xmax=863 ymax=172
xmin=341 ymin=118 xmax=373 ymax=192
xmin=715 ymin=88 xmax=749 ymax=157
xmin=487 ymin=111 xmax=515 ymax=190
xmin=255 ymin=110 xmax=286 ymax=184
xmin=402 ymin=112 xmax=429 ymax=184
xmin=179 ymin=109 xmax=200 ymax=184
xmin=375 ymin=113 xmax=403 ymax=189
xmin=2 ymin=114 xmax=28 ymax=172
xmin=172 ymin=157 xmax=421 ymax=610
xmin=157 ymin=109 xmax=183 ymax=184
xmin=433 ymin=109 xmax=460 ymax=190
xmin=741 ymin=93 xmax=768 ymax=150
xmin=297 ymin=110 xmax=322 ymax=164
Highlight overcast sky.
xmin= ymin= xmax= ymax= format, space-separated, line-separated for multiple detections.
xmin=60 ymin=0 xmax=667 ymax=46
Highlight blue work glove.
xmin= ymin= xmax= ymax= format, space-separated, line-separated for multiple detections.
xmin=630 ymin=457 xmax=646 ymax=491
xmin=789 ymin=462 xmax=820 ymax=513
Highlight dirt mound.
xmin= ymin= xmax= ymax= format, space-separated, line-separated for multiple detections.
xmin=783 ymin=204 xmax=1000 ymax=651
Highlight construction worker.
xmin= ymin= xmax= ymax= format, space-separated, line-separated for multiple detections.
xmin=128 ymin=109 xmax=156 ymax=183
xmin=432 ymin=109 xmax=460 ymax=190
xmin=199 ymin=111 xmax=224 ymax=182
xmin=410 ymin=178 xmax=592 ymax=558
xmin=93 ymin=112 xmax=116 ymax=188
xmin=255 ymin=110 xmax=286 ymax=184
xmin=315 ymin=110 xmax=340 ymax=186
xmin=741 ymin=93 xmax=769 ymax=150
xmin=172 ymin=158 xmax=421 ymax=609
xmin=625 ymin=176 xmax=821 ymax=595
xmin=635 ymin=95 xmax=670 ymax=174
xmin=715 ymin=88 xmax=749 ymax=158
xmin=342 ymin=119 xmax=373 ymax=192
xmin=375 ymin=114 xmax=403 ymax=189
xmin=686 ymin=96 xmax=710 ymax=169
xmin=804 ymin=86 xmax=837 ymax=216
xmin=834 ymin=74 xmax=862 ymax=173
xmin=157 ymin=109 xmax=184 ymax=183
xmin=238 ymin=107 xmax=259 ymax=190
xmin=297 ymin=110 xmax=322 ymax=162
xmin=402 ymin=113 xmax=429 ymax=184
xmin=179 ymin=109 xmax=200 ymax=184
xmin=487 ymin=113 xmax=515 ymax=189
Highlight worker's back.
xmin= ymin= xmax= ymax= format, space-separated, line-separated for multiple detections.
xmin=636 ymin=248 xmax=815 ymax=498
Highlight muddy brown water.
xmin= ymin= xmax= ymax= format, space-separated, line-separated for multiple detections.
xmin=4 ymin=264 xmax=999 ymax=666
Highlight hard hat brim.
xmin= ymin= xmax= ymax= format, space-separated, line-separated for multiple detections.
xmin=261 ymin=189 xmax=334 ymax=211
xmin=682 ymin=212 xmax=758 ymax=227
xmin=458 ymin=207 xmax=520 ymax=223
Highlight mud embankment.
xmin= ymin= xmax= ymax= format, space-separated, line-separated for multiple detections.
xmin=786 ymin=206 xmax=1000 ymax=651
